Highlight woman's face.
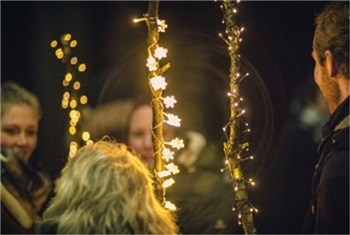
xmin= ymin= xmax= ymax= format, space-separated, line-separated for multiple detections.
xmin=1 ymin=104 xmax=39 ymax=161
xmin=127 ymin=104 xmax=176 ymax=169
xmin=127 ymin=105 xmax=154 ymax=168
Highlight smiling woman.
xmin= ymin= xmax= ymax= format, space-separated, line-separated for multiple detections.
xmin=1 ymin=82 xmax=52 ymax=234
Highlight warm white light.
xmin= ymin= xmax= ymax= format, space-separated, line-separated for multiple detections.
xmin=163 ymin=95 xmax=177 ymax=108
xmin=150 ymin=76 xmax=167 ymax=90
xmin=146 ymin=56 xmax=158 ymax=71
xmin=165 ymin=113 xmax=181 ymax=127
xmin=162 ymin=147 xmax=174 ymax=162
xmin=168 ymin=137 xmax=184 ymax=149
xmin=157 ymin=19 xmax=168 ymax=32
xmin=154 ymin=47 xmax=168 ymax=60
xmin=164 ymin=201 xmax=177 ymax=211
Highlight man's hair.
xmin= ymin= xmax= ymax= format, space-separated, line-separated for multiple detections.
xmin=313 ymin=2 xmax=349 ymax=78
xmin=1 ymin=82 xmax=42 ymax=119
xmin=37 ymin=138 xmax=178 ymax=234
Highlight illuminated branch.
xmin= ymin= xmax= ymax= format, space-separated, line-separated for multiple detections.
xmin=219 ymin=0 xmax=257 ymax=234
xmin=134 ymin=0 xmax=183 ymax=208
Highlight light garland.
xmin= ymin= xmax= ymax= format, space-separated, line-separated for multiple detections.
xmin=134 ymin=1 xmax=183 ymax=209
xmin=218 ymin=0 xmax=257 ymax=234
xmin=50 ymin=33 xmax=93 ymax=159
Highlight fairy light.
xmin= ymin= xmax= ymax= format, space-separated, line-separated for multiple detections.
xmin=219 ymin=0 xmax=257 ymax=234
xmin=50 ymin=33 xmax=93 ymax=158
xmin=134 ymin=1 xmax=183 ymax=209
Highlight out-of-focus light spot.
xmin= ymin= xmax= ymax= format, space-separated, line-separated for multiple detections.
xmin=82 ymin=131 xmax=90 ymax=141
xmin=62 ymin=79 xmax=69 ymax=87
xmin=70 ymin=57 xmax=78 ymax=65
xmin=64 ymin=34 xmax=72 ymax=41
xmin=70 ymin=40 xmax=77 ymax=48
xmin=61 ymin=99 xmax=69 ymax=109
xmin=50 ymin=40 xmax=58 ymax=48
xmin=70 ymin=99 xmax=77 ymax=109
xmin=69 ymin=126 xmax=76 ymax=135
xmin=73 ymin=81 xmax=81 ymax=90
xmin=56 ymin=48 xmax=64 ymax=59
xmin=78 ymin=64 xmax=86 ymax=72
xmin=65 ymin=73 xmax=73 ymax=82
xmin=63 ymin=92 xmax=70 ymax=99
xmin=80 ymin=95 xmax=88 ymax=104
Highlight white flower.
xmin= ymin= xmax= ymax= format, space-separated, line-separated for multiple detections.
xmin=163 ymin=95 xmax=177 ymax=108
xmin=146 ymin=56 xmax=158 ymax=71
xmin=162 ymin=147 xmax=174 ymax=162
xmin=165 ymin=113 xmax=181 ymax=127
xmin=157 ymin=19 xmax=168 ymax=33
xmin=168 ymin=137 xmax=184 ymax=150
xmin=150 ymin=76 xmax=167 ymax=90
xmin=154 ymin=47 xmax=168 ymax=60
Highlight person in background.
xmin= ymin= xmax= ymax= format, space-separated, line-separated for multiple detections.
xmin=302 ymin=2 xmax=349 ymax=233
xmin=35 ymin=138 xmax=179 ymax=234
xmin=1 ymin=82 xmax=52 ymax=234
xmin=125 ymin=99 xmax=241 ymax=234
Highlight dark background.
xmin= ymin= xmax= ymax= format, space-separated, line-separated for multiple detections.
xmin=1 ymin=1 xmax=332 ymax=233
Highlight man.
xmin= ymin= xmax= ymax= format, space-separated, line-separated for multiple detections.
xmin=302 ymin=2 xmax=349 ymax=234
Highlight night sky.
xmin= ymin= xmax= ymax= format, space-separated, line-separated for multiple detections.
xmin=1 ymin=1 xmax=332 ymax=233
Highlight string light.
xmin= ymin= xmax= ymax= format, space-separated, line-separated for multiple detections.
xmin=50 ymin=33 xmax=92 ymax=159
xmin=219 ymin=0 xmax=257 ymax=233
xmin=134 ymin=1 xmax=183 ymax=210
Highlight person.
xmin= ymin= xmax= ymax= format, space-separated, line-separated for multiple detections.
xmin=125 ymin=99 xmax=177 ymax=171
xmin=1 ymin=82 xmax=52 ymax=234
xmin=35 ymin=138 xmax=179 ymax=234
xmin=302 ymin=2 xmax=349 ymax=234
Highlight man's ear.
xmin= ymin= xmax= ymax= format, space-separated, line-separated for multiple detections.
xmin=325 ymin=50 xmax=338 ymax=78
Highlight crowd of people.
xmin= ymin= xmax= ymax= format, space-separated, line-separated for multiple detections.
xmin=1 ymin=2 xmax=348 ymax=234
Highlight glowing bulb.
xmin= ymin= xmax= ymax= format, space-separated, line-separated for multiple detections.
xmin=64 ymin=34 xmax=72 ymax=41
xmin=50 ymin=40 xmax=58 ymax=48
xmin=80 ymin=95 xmax=88 ymax=104
xmin=78 ymin=63 xmax=86 ymax=72
xmin=70 ymin=40 xmax=77 ymax=48
xmin=65 ymin=73 xmax=73 ymax=82
xmin=73 ymin=81 xmax=81 ymax=90
xmin=157 ymin=19 xmax=168 ymax=32
xmin=82 ymin=131 xmax=90 ymax=141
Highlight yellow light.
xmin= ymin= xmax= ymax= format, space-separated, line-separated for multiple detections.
xmin=80 ymin=95 xmax=88 ymax=104
xmin=70 ymin=99 xmax=77 ymax=109
xmin=69 ymin=110 xmax=78 ymax=119
xmin=64 ymin=34 xmax=72 ymax=41
xmin=70 ymin=57 xmax=78 ymax=65
xmin=73 ymin=81 xmax=81 ymax=90
xmin=50 ymin=40 xmax=58 ymax=48
xmin=62 ymin=79 xmax=69 ymax=87
xmin=78 ymin=64 xmax=86 ymax=72
xmin=69 ymin=126 xmax=76 ymax=135
xmin=63 ymin=91 xmax=70 ymax=99
xmin=61 ymin=99 xmax=69 ymax=109
xmin=55 ymin=48 xmax=64 ymax=59
xmin=82 ymin=131 xmax=90 ymax=141
xmin=65 ymin=73 xmax=73 ymax=82
xmin=86 ymin=140 xmax=94 ymax=146
xmin=70 ymin=40 xmax=77 ymax=48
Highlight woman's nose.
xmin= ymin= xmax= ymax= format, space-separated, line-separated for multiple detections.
xmin=16 ymin=132 xmax=28 ymax=146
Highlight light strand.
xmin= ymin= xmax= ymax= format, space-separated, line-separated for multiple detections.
xmin=219 ymin=0 xmax=257 ymax=234
xmin=134 ymin=1 xmax=183 ymax=209
xmin=50 ymin=33 xmax=93 ymax=159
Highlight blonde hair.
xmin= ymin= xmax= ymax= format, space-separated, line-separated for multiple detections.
xmin=37 ymin=138 xmax=178 ymax=234
xmin=1 ymin=82 xmax=42 ymax=119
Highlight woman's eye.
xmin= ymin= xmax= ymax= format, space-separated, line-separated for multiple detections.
xmin=2 ymin=128 xmax=18 ymax=135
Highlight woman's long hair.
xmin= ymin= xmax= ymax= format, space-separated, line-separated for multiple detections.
xmin=37 ymin=138 xmax=178 ymax=234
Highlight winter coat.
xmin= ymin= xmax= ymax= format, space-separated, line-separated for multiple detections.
xmin=1 ymin=149 xmax=52 ymax=234
xmin=302 ymin=97 xmax=349 ymax=234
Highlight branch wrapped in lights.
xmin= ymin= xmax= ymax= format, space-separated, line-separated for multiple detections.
xmin=50 ymin=34 xmax=92 ymax=158
xmin=219 ymin=0 xmax=257 ymax=234
xmin=134 ymin=1 xmax=183 ymax=209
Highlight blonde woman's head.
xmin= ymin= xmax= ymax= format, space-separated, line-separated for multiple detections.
xmin=37 ymin=138 xmax=178 ymax=234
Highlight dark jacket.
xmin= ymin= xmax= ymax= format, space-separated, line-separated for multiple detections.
xmin=1 ymin=149 xmax=52 ymax=234
xmin=302 ymin=97 xmax=349 ymax=234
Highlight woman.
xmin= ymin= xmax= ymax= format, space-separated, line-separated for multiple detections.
xmin=1 ymin=82 xmax=52 ymax=233
xmin=36 ymin=138 xmax=179 ymax=234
